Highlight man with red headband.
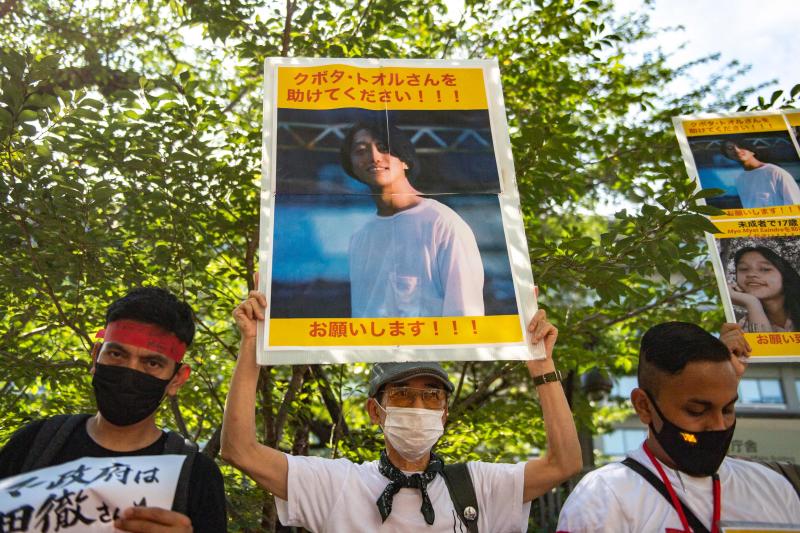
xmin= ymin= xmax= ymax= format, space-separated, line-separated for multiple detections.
xmin=0 ymin=287 xmax=227 ymax=532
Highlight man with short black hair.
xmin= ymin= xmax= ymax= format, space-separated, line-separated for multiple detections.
xmin=340 ymin=120 xmax=485 ymax=318
xmin=556 ymin=321 xmax=800 ymax=532
xmin=222 ymin=290 xmax=582 ymax=532
xmin=0 ymin=287 xmax=227 ymax=532
xmin=720 ymin=139 xmax=800 ymax=208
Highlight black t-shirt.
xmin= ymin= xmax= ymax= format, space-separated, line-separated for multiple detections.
xmin=0 ymin=417 xmax=227 ymax=532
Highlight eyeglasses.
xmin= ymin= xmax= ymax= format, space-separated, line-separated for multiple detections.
xmin=384 ymin=386 xmax=447 ymax=408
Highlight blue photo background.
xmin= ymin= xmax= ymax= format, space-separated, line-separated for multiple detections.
xmin=270 ymin=194 xmax=518 ymax=318
xmin=688 ymin=131 xmax=800 ymax=209
xmin=270 ymin=106 xmax=515 ymax=318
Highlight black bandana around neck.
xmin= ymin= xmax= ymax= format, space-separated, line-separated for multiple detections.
xmin=377 ymin=449 xmax=444 ymax=525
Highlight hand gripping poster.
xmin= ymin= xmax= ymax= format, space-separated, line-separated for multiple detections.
xmin=257 ymin=58 xmax=541 ymax=365
xmin=674 ymin=110 xmax=800 ymax=361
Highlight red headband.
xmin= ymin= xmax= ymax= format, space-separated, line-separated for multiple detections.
xmin=95 ymin=319 xmax=187 ymax=362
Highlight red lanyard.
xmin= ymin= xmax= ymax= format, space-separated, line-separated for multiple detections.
xmin=643 ymin=442 xmax=721 ymax=533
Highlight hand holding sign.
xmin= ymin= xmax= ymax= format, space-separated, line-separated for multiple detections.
xmin=233 ymin=290 xmax=267 ymax=341
xmin=115 ymin=506 xmax=192 ymax=532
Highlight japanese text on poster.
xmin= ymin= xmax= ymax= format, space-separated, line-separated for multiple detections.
xmin=258 ymin=58 xmax=539 ymax=364
xmin=0 ymin=455 xmax=185 ymax=532
xmin=277 ymin=65 xmax=488 ymax=110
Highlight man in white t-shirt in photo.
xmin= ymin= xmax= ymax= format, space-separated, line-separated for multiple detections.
xmin=339 ymin=120 xmax=485 ymax=318
xmin=222 ymin=291 xmax=582 ymax=532
xmin=720 ymin=139 xmax=800 ymax=208
xmin=556 ymin=321 xmax=800 ymax=532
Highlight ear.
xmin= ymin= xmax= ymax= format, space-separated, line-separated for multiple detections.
xmin=367 ymin=397 xmax=383 ymax=425
xmin=90 ymin=342 xmax=102 ymax=375
xmin=631 ymin=388 xmax=654 ymax=425
xmin=441 ymin=404 xmax=448 ymax=427
xmin=166 ymin=364 xmax=191 ymax=397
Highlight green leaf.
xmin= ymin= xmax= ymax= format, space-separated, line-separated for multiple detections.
xmin=81 ymin=98 xmax=105 ymax=110
xmin=2 ymin=49 xmax=26 ymax=78
xmin=675 ymin=213 xmax=720 ymax=235
xmin=35 ymin=142 xmax=52 ymax=158
xmin=36 ymin=54 xmax=61 ymax=72
xmin=693 ymin=204 xmax=725 ymax=216
xmin=693 ymin=188 xmax=725 ymax=200
xmin=0 ymin=107 xmax=13 ymax=127
xmin=18 ymin=109 xmax=38 ymax=122
xmin=677 ymin=262 xmax=701 ymax=285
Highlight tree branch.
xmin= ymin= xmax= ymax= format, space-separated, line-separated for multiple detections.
xmin=349 ymin=0 xmax=375 ymax=41
xmin=280 ymin=0 xmax=295 ymax=57
xmin=0 ymin=0 xmax=18 ymax=19
xmin=310 ymin=365 xmax=349 ymax=440
xmin=260 ymin=366 xmax=276 ymax=445
xmin=449 ymin=362 xmax=518 ymax=418
xmin=575 ymin=286 xmax=703 ymax=329
xmin=5 ymin=207 xmax=92 ymax=348
xmin=194 ymin=316 xmax=238 ymax=360
xmin=273 ymin=364 xmax=307 ymax=445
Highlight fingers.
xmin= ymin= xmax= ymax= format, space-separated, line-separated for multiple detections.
xmin=115 ymin=507 xmax=192 ymax=532
xmin=234 ymin=291 xmax=267 ymax=321
xmin=719 ymin=323 xmax=750 ymax=378
xmin=527 ymin=309 xmax=553 ymax=341
xmin=527 ymin=308 xmax=558 ymax=357
xmin=720 ymin=322 xmax=751 ymax=354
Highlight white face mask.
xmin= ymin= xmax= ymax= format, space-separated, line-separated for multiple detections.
xmin=377 ymin=404 xmax=444 ymax=462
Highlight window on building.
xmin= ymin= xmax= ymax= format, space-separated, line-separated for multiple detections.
xmin=738 ymin=378 xmax=784 ymax=405
xmin=610 ymin=376 xmax=637 ymax=401
xmin=600 ymin=428 xmax=647 ymax=456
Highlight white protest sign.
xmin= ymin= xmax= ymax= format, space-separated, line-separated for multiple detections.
xmin=0 ymin=455 xmax=186 ymax=532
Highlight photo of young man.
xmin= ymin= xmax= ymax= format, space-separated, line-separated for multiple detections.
xmin=339 ymin=120 xmax=485 ymax=318
xmin=720 ymin=139 xmax=800 ymax=208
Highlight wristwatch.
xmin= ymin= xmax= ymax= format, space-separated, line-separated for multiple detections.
xmin=532 ymin=370 xmax=563 ymax=386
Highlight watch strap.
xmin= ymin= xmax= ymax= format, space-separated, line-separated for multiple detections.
xmin=532 ymin=370 xmax=562 ymax=386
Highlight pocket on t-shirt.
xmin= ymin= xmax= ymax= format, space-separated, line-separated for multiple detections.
xmin=390 ymin=273 xmax=422 ymax=316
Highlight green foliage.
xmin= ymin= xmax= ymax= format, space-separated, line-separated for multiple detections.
xmin=0 ymin=0 xmax=791 ymax=531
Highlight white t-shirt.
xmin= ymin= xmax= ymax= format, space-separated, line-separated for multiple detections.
xmin=349 ymin=198 xmax=485 ymax=318
xmin=276 ymin=455 xmax=531 ymax=533
xmin=735 ymin=163 xmax=800 ymax=208
xmin=556 ymin=443 xmax=800 ymax=532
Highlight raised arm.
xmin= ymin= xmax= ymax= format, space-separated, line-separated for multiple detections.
xmin=522 ymin=309 xmax=582 ymax=502
xmin=220 ymin=291 xmax=289 ymax=499
xmin=720 ymin=322 xmax=751 ymax=378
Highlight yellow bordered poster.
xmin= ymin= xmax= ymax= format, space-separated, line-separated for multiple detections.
xmin=706 ymin=217 xmax=800 ymax=360
xmin=674 ymin=111 xmax=800 ymax=361
xmin=673 ymin=111 xmax=800 ymax=220
xmin=257 ymin=58 xmax=540 ymax=365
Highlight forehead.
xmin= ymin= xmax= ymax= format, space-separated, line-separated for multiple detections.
xmin=352 ymin=129 xmax=380 ymax=144
xmin=656 ymin=360 xmax=738 ymax=404
xmin=386 ymin=375 xmax=445 ymax=389
xmin=737 ymin=251 xmax=768 ymax=263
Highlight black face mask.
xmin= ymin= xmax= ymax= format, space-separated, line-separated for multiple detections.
xmin=92 ymin=363 xmax=172 ymax=426
xmin=645 ymin=390 xmax=735 ymax=477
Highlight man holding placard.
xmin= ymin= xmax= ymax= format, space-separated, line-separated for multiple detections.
xmin=222 ymin=290 xmax=581 ymax=532
xmin=0 ymin=287 xmax=226 ymax=532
